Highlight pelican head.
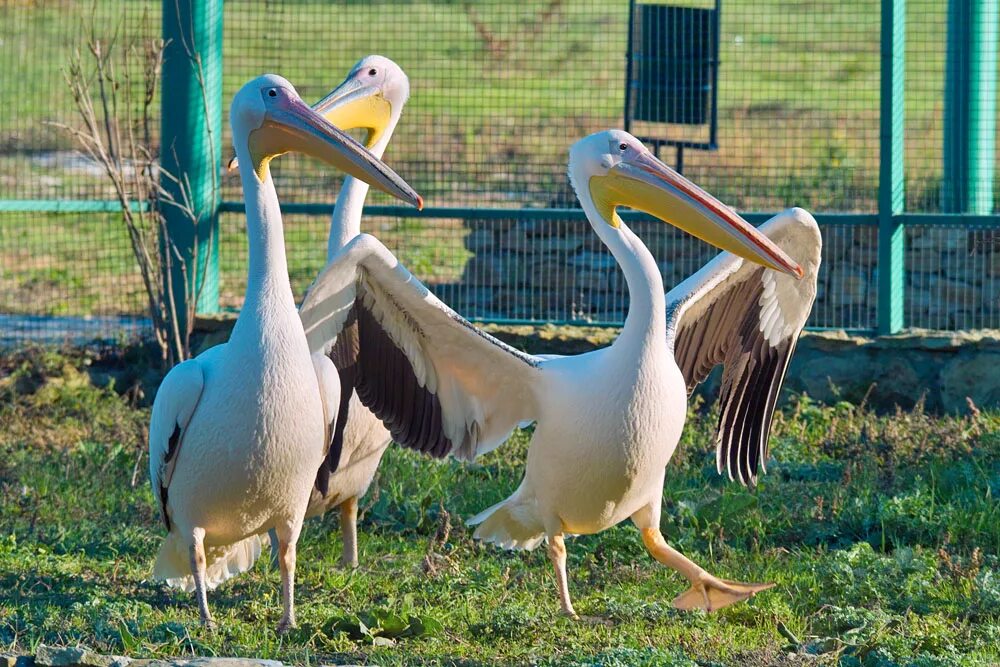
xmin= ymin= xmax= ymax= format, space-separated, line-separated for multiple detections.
xmin=229 ymin=74 xmax=421 ymax=208
xmin=570 ymin=130 xmax=802 ymax=278
xmin=313 ymin=55 xmax=409 ymax=148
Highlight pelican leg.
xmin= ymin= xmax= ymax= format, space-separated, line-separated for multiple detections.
xmin=547 ymin=534 xmax=578 ymax=619
xmin=639 ymin=526 xmax=773 ymax=612
xmin=339 ymin=497 xmax=359 ymax=568
xmin=189 ymin=527 xmax=215 ymax=630
xmin=275 ymin=525 xmax=300 ymax=634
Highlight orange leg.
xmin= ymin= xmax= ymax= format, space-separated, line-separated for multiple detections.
xmin=547 ymin=534 xmax=578 ymax=618
xmin=340 ymin=497 xmax=359 ymax=568
xmin=640 ymin=527 xmax=773 ymax=612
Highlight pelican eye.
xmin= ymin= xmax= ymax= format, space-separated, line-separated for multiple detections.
xmin=368 ymin=68 xmax=377 ymax=76
xmin=619 ymin=142 xmax=628 ymax=151
xmin=268 ymin=89 xmax=277 ymax=97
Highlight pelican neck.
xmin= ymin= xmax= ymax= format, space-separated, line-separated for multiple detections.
xmin=578 ymin=191 xmax=667 ymax=357
xmin=327 ymin=120 xmax=397 ymax=259
xmin=232 ymin=146 xmax=297 ymax=334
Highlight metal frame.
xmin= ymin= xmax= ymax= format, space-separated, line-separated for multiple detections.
xmin=160 ymin=0 xmax=224 ymax=324
xmin=623 ymin=0 xmax=721 ymax=172
xmin=878 ymin=0 xmax=905 ymax=335
xmin=943 ymin=0 xmax=998 ymax=215
xmin=7 ymin=201 xmax=999 ymax=230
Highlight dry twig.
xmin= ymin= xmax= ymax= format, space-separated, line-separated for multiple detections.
xmin=52 ymin=12 xmax=217 ymax=368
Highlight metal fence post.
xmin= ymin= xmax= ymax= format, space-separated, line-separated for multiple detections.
xmin=878 ymin=0 xmax=905 ymax=335
xmin=943 ymin=0 xmax=998 ymax=214
xmin=161 ymin=0 xmax=223 ymax=330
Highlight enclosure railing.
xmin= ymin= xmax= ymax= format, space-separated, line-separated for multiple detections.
xmin=1 ymin=0 xmax=998 ymax=345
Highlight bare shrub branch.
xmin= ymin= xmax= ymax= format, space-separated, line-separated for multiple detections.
xmin=52 ymin=11 xmax=216 ymax=368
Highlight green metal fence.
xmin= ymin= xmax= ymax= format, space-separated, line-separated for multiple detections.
xmin=0 ymin=0 xmax=998 ymax=346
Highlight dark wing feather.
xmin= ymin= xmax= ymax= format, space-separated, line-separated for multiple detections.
xmin=666 ymin=208 xmax=821 ymax=485
xmin=354 ymin=301 xmax=454 ymax=457
xmin=299 ymin=234 xmax=543 ymax=461
xmin=313 ymin=305 xmax=360 ymax=495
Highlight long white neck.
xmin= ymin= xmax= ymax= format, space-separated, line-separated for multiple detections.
xmin=327 ymin=119 xmax=398 ymax=260
xmin=232 ymin=140 xmax=296 ymax=338
xmin=576 ymin=185 xmax=666 ymax=357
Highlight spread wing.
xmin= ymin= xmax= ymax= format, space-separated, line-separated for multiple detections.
xmin=148 ymin=358 xmax=205 ymax=531
xmin=299 ymin=233 xmax=543 ymax=461
xmin=666 ymin=208 xmax=822 ymax=485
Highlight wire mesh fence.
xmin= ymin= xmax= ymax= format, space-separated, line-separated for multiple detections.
xmin=906 ymin=225 xmax=1000 ymax=330
xmin=1 ymin=0 xmax=998 ymax=347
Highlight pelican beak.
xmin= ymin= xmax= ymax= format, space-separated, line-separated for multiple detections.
xmin=247 ymin=88 xmax=422 ymax=209
xmin=591 ymin=149 xmax=802 ymax=278
xmin=228 ymin=78 xmax=392 ymax=173
xmin=313 ymin=76 xmax=392 ymax=148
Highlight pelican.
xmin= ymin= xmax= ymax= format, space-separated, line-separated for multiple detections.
xmin=148 ymin=74 xmax=420 ymax=631
xmin=298 ymin=130 xmax=821 ymax=617
xmin=233 ymin=56 xmax=408 ymax=568
xmin=300 ymin=55 xmax=409 ymax=568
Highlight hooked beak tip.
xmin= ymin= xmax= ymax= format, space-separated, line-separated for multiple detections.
xmin=416 ymin=195 xmax=424 ymax=211
xmin=792 ymin=263 xmax=804 ymax=280
xmin=227 ymin=156 xmax=239 ymax=172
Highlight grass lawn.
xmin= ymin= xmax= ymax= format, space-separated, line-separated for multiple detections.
xmin=1 ymin=345 xmax=998 ymax=666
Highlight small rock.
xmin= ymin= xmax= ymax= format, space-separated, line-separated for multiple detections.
xmin=463 ymin=228 xmax=495 ymax=252
xmin=36 ymin=647 xmax=85 ymax=667
xmin=989 ymin=250 xmax=1000 ymax=277
xmin=940 ymin=353 xmax=1000 ymax=413
xmin=830 ymin=267 xmax=869 ymax=308
xmin=909 ymin=227 xmax=969 ymax=252
xmin=567 ymin=250 xmax=618 ymax=271
xmin=573 ymin=269 xmax=609 ymax=292
xmin=181 ymin=660 xmax=285 ymax=667
xmin=34 ymin=648 xmax=127 ymax=667
xmin=907 ymin=247 xmax=942 ymax=273
xmin=463 ymin=218 xmax=516 ymax=232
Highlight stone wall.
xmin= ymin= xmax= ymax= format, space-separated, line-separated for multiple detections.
xmin=783 ymin=329 xmax=1000 ymax=413
xmin=905 ymin=226 xmax=1000 ymax=329
xmin=452 ymin=218 xmax=999 ymax=330
xmin=479 ymin=325 xmax=1000 ymax=413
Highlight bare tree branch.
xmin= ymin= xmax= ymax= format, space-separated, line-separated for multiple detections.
xmin=54 ymin=10 xmax=217 ymax=368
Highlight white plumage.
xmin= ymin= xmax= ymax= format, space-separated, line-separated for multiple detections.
xmin=294 ymin=57 xmax=411 ymax=568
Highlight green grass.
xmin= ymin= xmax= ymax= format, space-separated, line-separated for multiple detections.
xmin=1 ymin=346 xmax=999 ymax=665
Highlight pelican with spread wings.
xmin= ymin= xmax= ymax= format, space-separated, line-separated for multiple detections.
xmin=297 ymin=130 xmax=821 ymax=616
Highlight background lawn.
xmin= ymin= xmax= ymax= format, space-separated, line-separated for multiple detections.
xmin=0 ymin=0 xmax=966 ymax=212
xmin=1 ymin=345 xmax=998 ymax=666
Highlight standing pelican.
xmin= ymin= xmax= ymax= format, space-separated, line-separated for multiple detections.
xmin=303 ymin=56 xmax=409 ymax=568
xmin=297 ymin=130 xmax=820 ymax=617
xmin=230 ymin=57 xmax=408 ymax=568
xmin=148 ymin=74 xmax=420 ymax=631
